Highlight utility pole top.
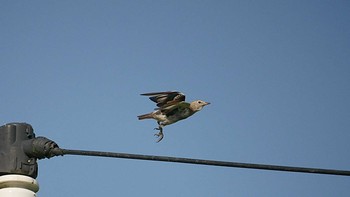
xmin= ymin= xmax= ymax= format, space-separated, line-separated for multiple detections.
xmin=0 ymin=123 xmax=38 ymax=178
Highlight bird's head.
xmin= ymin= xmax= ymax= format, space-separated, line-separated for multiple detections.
xmin=190 ymin=100 xmax=210 ymax=112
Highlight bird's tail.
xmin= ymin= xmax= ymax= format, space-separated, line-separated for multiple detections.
xmin=137 ymin=113 xmax=153 ymax=120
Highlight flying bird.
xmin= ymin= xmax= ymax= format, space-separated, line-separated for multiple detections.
xmin=138 ymin=91 xmax=210 ymax=142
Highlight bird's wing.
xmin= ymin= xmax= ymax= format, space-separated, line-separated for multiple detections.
xmin=140 ymin=91 xmax=186 ymax=107
xmin=160 ymin=101 xmax=190 ymax=116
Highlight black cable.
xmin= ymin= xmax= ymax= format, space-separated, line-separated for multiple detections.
xmin=58 ymin=148 xmax=350 ymax=176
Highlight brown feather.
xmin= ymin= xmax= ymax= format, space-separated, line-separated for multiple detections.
xmin=140 ymin=91 xmax=186 ymax=107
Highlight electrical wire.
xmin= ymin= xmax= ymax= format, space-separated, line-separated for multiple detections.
xmin=58 ymin=148 xmax=350 ymax=176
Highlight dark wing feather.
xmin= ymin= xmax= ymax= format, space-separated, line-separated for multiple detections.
xmin=160 ymin=101 xmax=190 ymax=116
xmin=140 ymin=91 xmax=186 ymax=107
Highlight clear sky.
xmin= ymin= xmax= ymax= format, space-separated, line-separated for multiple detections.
xmin=1 ymin=1 xmax=350 ymax=196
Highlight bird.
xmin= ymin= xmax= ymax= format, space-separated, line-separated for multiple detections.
xmin=138 ymin=91 xmax=210 ymax=142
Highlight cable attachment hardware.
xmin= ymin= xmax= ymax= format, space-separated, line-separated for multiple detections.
xmin=23 ymin=137 xmax=63 ymax=159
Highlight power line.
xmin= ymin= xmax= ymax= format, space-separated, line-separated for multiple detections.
xmin=58 ymin=148 xmax=350 ymax=177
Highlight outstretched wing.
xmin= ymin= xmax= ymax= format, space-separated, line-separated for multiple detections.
xmin=160 ymin=101 xmax=190 ymax=116
xmin=140 ymin=91 xmax=186 ymax=107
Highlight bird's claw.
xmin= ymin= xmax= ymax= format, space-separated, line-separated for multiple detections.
xmin=153 ymin=127 xmax=164 ymax=142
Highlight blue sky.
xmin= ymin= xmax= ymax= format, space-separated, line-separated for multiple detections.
xmin=1 ymin=1 xmax=350 ymax=196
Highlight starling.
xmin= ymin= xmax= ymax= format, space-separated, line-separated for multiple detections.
xmin=138 ymin=91 xmax=210 ymax=142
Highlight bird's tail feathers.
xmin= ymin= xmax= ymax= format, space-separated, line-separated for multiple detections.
xmin=137 ymin=113 xmax=153 ymax=120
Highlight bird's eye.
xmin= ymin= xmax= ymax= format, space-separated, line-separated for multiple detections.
xmin=198 ymin=101 xmax=202 ymax=104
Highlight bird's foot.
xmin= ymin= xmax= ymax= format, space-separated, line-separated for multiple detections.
xmin=153 ymin=127 xmax=164 ymax=142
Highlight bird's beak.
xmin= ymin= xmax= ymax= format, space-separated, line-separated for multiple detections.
xmin=204 ymin=102 xmax=211 ymax=106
